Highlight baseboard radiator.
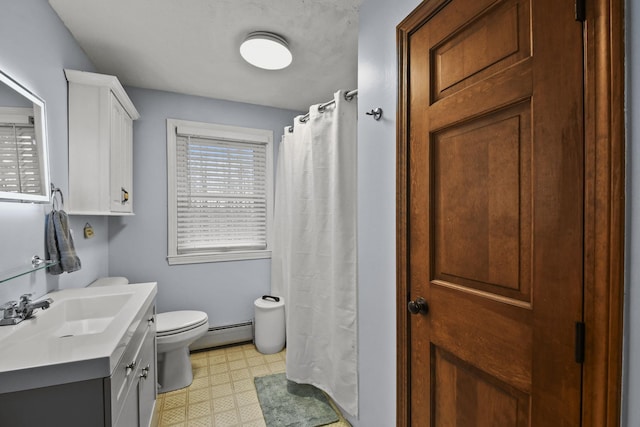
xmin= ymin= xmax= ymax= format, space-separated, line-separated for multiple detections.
xmin=190 ymin=320 xmax=254 ymax=351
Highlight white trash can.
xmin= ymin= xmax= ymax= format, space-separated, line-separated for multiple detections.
xmin=254 ymin=295 xmax=285 ymax=354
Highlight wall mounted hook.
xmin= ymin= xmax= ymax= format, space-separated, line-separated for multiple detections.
xmin=366 ymin=108 xmax=383 ymax=121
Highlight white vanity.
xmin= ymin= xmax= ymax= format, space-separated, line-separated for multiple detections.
xmin=0 ymin=283 xmax=157 ymax=427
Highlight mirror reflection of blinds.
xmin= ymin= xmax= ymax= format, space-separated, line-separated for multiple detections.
xmin=0 ymin=123 xmax=41 ymax=194
xmin=176 ymin=133 xmax=268 ymax=254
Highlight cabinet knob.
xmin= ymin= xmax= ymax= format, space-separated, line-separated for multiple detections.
xmin=121 ymin=187 xmax=129 ymax=204
xmin=125 ymin=361 xmax=136 ymax=375
xmin=139 ymin=364 xmax=150 ymax=379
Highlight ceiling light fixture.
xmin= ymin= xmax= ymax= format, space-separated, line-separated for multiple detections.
xmin=240 ymin=31 xmax=292 ymax=70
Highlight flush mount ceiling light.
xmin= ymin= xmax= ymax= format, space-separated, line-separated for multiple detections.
xmin=240 ymin=31 xmax=292 ymax=70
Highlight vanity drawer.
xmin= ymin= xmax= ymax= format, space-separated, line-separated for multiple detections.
xmin=107 ymin=303 xmax=156 ymax=425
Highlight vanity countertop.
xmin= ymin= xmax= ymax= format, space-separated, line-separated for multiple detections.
xmin=0 ymin=282 xmax=156 ymax=394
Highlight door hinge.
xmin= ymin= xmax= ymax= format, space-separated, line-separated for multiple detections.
xmin=575 ymin=0 xmax=586 ymax=22
xmin=575 ymin=322 xmax=586 ymax=363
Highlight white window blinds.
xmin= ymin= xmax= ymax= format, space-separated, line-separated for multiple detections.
xmin=175 ymin=133 xmax=268 ymax=254
xmin=0 ymin=123 xmax=42 ymax=195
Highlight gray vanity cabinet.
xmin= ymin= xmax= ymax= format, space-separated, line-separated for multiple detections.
xmin=0 ymin=304 xmax=157 ymax=427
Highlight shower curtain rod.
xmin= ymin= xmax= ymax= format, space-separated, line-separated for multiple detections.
xmin=288 ymin=89 xmax=358 ymax=133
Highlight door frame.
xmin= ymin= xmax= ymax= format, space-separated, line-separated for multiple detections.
xmin=395 ymin=0 xmax=626 ymax=426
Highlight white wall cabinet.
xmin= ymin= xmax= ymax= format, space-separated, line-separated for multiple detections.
xmin=65 ymin=69 xmax=140 ymax=215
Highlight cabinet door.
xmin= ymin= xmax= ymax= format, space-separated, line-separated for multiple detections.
xmin=110 ymin=93 xmax=133 ymax=213
xmin=115 ymin=383 xmax=139 ymax=427
xmin=114 ymin=313 xmax=155 ymax=427
xmin=138 ymin=330 xmax=157 ymax=427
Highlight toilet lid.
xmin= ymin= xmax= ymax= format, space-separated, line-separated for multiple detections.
xmin=156 ymin=311 xmax=208 ymax=336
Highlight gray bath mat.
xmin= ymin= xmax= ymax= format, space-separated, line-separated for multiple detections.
xmin=254 ymin=373 xmax=339 ymax=427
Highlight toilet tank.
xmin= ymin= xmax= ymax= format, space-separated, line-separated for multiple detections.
xmin=88 ymin=277 xmax=130 ymax=287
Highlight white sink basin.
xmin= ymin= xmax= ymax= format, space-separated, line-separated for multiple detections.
xmin=54 ymin=318 xmax=113 ymax=337
xmin=0 ymin=282 xmax=156 ymax=394
xmin=51 ymin=293 xmax=132 ymax=337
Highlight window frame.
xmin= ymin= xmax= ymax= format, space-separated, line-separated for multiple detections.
xmin=166 ymin=118 xmax=273 ymax=265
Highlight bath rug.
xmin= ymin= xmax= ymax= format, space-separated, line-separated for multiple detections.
xmin=254 ymin=373 xmax=339 ymax=427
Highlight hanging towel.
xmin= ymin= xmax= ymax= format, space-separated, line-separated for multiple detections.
xmin=46 ymin=210 xmax=81 ymax=274
xmin=46 ymin=212 xmax=63 ymax=275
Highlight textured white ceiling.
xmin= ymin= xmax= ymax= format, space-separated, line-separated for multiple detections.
xmin=48 ymin=0 xmax=360 ymax=111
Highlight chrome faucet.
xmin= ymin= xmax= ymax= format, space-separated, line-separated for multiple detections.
xmin=0 ymin=293 xmax=53 ymax=326
xmin=18 ymin=293 xmax=53 ymax=319
xmin=0 ymin=301 xmax=19 ymax=326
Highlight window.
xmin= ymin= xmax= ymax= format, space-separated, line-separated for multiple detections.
xmin=167 ymin=119 xmax=273 ymax=264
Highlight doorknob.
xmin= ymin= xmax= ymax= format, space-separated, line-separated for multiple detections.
xmin=408 ymin=297 xmax=429 ymax=315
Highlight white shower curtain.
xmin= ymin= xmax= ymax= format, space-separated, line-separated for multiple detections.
xmin=271 ymin=90 xmax=358 ymax=416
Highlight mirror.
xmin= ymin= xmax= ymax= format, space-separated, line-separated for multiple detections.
xmin=0 ymin=70 xmax=50 ymax=203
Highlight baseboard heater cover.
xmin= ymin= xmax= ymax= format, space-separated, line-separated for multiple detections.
xmin=190 ymin=320 xmax=254 ymax=351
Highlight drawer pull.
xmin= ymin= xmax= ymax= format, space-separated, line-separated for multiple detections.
xmin=125 ymin=361 xmax=136 ymax=375
xmin=140 ymin=364 xmax=150 ymax=379
xmin=148 ymin=316 xmax=155 ymax=325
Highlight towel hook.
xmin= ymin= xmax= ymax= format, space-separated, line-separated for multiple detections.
xmin=366 ymin=108 xmax=383 ymax=121
xmin=50 ymin=183 xmax=64 ymax=210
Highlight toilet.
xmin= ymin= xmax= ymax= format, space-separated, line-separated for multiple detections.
xmin=88 ymin=277 xmax=208 ymax=393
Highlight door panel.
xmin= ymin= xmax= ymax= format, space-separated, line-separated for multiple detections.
xmin=433 ymin=346 xmax=530 ymax=427
xmin=402 ymin=0 xmax=585 ymax=425
xmin=430 ymin=286 xmax=531 ymax=393
xmin=433 ymin=102 xmax=531 ymax=301
xmin=431 ymin=0 xmax=531 ymax=103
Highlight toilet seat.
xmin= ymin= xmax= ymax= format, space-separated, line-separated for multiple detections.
xmin=156 ymin=311 xmax=208 ymax=337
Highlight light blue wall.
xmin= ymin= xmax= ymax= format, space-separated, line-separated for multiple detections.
xmin=107 ymin=87 xmax=301 ymax=326
xmin=624 ymin=0 xmax=637 ymax=425
xmin=352 ymin=0 xmax=420 ymax=425
xmin=0 ymin=0 xmax=108 ymax=306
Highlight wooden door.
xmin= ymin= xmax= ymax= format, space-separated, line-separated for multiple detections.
xmin=398 ymin=0 xmax=585 ymax=425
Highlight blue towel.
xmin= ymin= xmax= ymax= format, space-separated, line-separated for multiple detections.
xmin=46 ymin=210 xmax=81 ymax=274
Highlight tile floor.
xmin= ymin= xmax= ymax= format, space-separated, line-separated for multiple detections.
xmin=156 ymin=343 xmax=351 ymax=427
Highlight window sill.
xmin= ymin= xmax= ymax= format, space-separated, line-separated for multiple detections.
xmin=167 ymin=250 xmax=271 ymax=265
